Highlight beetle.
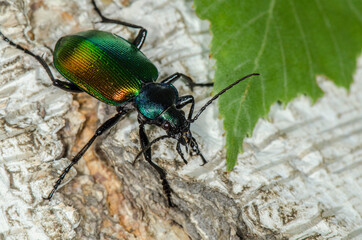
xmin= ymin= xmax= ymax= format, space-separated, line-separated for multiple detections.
xmin=0 ymin=0 xmax=259 ymax=206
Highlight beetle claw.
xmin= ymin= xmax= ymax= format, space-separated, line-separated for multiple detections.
xmin=199 ymin=153 xmax=208 ymax=166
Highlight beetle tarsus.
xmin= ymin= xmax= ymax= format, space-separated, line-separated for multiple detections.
xmin=43 ymin=189 xmax=56 ymax=201
xmin=176 ymin=141 xmax=188 ymax=164
xmin=199 ymin=153 xmax=208 ymax=166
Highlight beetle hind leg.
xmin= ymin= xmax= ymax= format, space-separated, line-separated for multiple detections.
xmin=0 ymin=31 xmax=83 ymax=93
xmin=44 ymin=110 xmax=128 ymax=200
xmin=91 ymin=0 xmax=147 ymax=49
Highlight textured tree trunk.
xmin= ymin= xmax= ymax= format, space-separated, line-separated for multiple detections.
xmin=0 ymin=0 xmax=361 ymax=239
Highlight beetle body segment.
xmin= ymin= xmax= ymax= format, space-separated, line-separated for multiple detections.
xmin=53 ymin=30 xmax=158 ymax=105
xmin=135 ymin=83 xmax=178 ymax=119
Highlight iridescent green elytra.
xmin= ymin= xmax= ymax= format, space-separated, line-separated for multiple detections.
xmin=53 ymin=30 xmax=158 ymax=105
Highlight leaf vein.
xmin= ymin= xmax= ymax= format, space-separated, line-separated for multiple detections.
xmin=233 ymin=0 xmax=275 ymax=134
xmin=275 ymin=23 xmax=288 ymax=100
xmin=346 ymin=0 xmax=362 ymax=24
xmin=198 ymin=0 xmax=224 ymax=17
xmin=214 ymin=10 xmax=268 ymax=55
xmin=315 ymin=0 xmax=346 ymax=84
xmin=252 ymin=0 xmax=275 ymax=114
xmin=289 ymin=0 xmax=316 ymax=95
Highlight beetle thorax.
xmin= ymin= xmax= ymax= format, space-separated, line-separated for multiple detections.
xmin=135 ymin=83 xmax=189 ymax=138
xmin=135 ymin=83 xmax=178 ymax=120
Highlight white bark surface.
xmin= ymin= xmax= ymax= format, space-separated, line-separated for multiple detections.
xmin=0 ymin=0 xmax=361 ymax=239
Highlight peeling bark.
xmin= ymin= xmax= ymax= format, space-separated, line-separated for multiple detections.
xmin=0 ymin=0 xmax=361 ymax=239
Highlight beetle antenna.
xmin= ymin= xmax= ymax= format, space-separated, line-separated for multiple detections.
xmin=190 ymin=73 xmax=260 ymax=122
xmin=132 ymin=135 xmax=170 ymax=165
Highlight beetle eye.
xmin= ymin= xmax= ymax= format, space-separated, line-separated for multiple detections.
xmin=162 ymin=122 xmax=170 ymax=131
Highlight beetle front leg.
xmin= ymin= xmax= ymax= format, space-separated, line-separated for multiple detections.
xmin=91 ymin=0 xmax=147 ymax=49
xmin=176 ymin=141 xmax=188 ymax=164
xmin=139 ymin=123 xmax=174 ymax=207
xmin=190 ymin=137 xmax=207 ymax=166
xmin=176 ymin=95 xmax=195 ymax=121
xmin=44 ymin=110 xmax=128 ymax=200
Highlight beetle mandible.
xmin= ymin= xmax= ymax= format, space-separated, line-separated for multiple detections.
xmin=0 ymin=0 xmax=259 ymax=206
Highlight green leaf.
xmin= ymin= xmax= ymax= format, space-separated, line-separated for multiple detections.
xmin=194 ymin=0 xmax=362 ymax=170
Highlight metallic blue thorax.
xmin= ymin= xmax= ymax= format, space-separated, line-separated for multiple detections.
xmin=135 ymin=83 xmax=178 ymax=119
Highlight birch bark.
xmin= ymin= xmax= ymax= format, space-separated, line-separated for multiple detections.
xmin=0 ymin=0 xmax=361 ymax=239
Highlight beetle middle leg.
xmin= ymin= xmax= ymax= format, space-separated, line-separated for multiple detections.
xmin=138 ymin=122 xmax=174 ymax=207
xmin=161 ymin=72 xmax=213 ymax=91
xmin=44 ymin=109 xmax=129 ymax=200
xmin=91 ymin=0 xmax=147 ymax=49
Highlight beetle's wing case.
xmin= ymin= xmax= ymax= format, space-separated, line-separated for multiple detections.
xmin=53 ymin=30 xmax=158 ymax=105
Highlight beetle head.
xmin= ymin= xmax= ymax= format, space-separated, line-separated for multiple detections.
xmin=155 ymin=106 xmax=206 ymax=165
xmin=157 ymin=106 xmax=190 ymax=141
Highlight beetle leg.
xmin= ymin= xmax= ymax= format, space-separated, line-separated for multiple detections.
xmin=176 ymin=95 xmax=195 ymax=121
xmin=53 ymin=80 xmax=84 ymax=92
xmin=176 ymin=141 xmax=188 ymax=164
xmin=91 ymin=0 xmax=147 ymax=49
xmin=161 ymin=72 xmax=213 ymax=91
xmin=190 ymin=137 xmax=207 ymax=166
xmin=0 ymin=31 xmax=83 ymax=93
xmin=139 ymin=123 xmax=174 ymax=207
xmin=44 ymin=110 xmax=128 ymax=200
xmin=131 ymin=29 xmax=147 ymax=49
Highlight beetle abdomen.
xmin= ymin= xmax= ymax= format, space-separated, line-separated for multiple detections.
xmin=53 ymin=30 xmax=158 ymax=105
